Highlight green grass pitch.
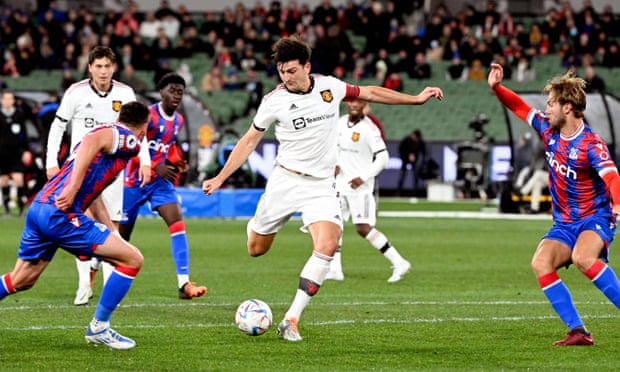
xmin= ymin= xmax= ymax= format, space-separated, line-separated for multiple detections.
xmin=1 ymin=208 xmax=619 ymax=370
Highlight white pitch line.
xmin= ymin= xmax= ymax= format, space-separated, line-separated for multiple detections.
xmin=3 ymin=314 xmax=620 ymax=332
xmin=1 ymin=299 xmax=613 ymax=311
xmin=378 ymin=210 xmax=551 ymax=220
xmin=0 ymin=299 xmax=614 ymax=311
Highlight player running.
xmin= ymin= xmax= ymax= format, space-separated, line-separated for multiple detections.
xmin=120 ymin=73 xmax=207 ymax=299
xmin=488 ymin=63 xmax=620 ymax=346
xmin=0 ymin=101 xmax=150 ymax=350
xmin=45 ymin=46 xmax=147 ymax=306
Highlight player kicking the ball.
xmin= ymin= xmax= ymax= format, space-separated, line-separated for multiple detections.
xmin=202 ymin=36 xmax=443 ymax=341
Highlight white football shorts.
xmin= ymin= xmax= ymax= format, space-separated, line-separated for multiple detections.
xmin=253 ymin=166 xmax=343 ymax=234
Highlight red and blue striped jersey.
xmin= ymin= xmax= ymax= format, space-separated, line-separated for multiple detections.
xmin=36 ymin=124 xmax=142 ymax=212
xmin=528 ymin=110 xmax=616 ymax=223
xmin=124 ymin=103 xmax=183 ymax=186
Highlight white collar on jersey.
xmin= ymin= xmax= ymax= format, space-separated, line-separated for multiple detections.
xmin=285 ymin=75 xmax=315 ymax=95
xmin=347 ymin=115 xmax=365 ymax=128
xmin=89 ymin=79 xmax=113 ymax=98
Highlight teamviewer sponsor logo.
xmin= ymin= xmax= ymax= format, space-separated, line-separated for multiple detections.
xmin=292 ymin=117 xmax=306 ymax=130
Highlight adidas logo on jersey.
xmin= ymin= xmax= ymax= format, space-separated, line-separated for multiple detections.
xmin=289 ymin=103 xmax=298 ymax=110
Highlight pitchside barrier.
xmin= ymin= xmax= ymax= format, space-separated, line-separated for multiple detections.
xmin=137 ymin=188 xmax=263 ymax=218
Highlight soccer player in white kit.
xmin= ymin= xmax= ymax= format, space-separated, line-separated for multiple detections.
xmin=326 ymin=98 xmax=411 ymax=282
xmin=45 ymin=46 xmax=146 ymax=306
xmin=202 ymin=36 xmax=443 ymax=341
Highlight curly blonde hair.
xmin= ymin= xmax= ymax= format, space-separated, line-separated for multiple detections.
xmin=543 ymin=71 xmax=587 ymax=118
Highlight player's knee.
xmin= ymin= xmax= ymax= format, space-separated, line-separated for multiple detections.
xmin=571 ymin=251 xmax=593 ymax=273
xmin=530 ymin=256 xmax=550 ymax=276
xmin=247 ymin=242 xmax=267 ymax=257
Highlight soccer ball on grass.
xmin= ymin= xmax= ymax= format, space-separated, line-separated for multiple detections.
xmin=235 ymin=299 xmax=272 ymax=336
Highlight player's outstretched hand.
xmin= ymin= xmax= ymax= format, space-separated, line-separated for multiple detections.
xmin=202 ymin=177 xmax=224 ymax=196
xmin=488 ymin=63 xmax=504 ymax=89
xmin=418 ymin=87 xmax=443 ymax=103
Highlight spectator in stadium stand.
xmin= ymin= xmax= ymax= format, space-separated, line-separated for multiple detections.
xmin=409 ymin=52 xmax=432 ymax=80
xmin=198 ymin=11 xmax=219 ymax=37
xmin=139 ymin=11 xmax=162 ymax=40
xmin=312 ymin=0 xmax=338 ymax=28
xmin=602 ymin=40 xmax=620 ymax=68
xmin=446 ymin=56 xmax=468 ymax=81
xmin=583 ymin=65 xmax=606 ymax=94
xmin=362 ymin=1 xmax=391 ymax=55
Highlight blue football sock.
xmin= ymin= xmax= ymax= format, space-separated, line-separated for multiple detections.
xmin=170 ymin=221 xmax=189 ymax=275
xmin=540 ymin=274 xmax=583 ymax=330
xmin=94 ymin=270 xmax=134 ymax=322
xmin=589 ymin=264 xmax=620 ymax=308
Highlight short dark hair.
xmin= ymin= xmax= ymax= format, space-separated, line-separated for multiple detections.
xmin=157 ymin=72 xmax=186 ymax=90
xmin=272 ymin=36 xmax=312 ymax=65
xmin=118 ymin=101 xmax=149 ymax=127
xmin=88 ymin=45 xmax=117 ymax=65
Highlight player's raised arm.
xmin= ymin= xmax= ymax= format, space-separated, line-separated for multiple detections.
xmin=358 ymin=85 xmax=443 ymax=105
xmin=488 ymin=63 xmax=532 ymax=121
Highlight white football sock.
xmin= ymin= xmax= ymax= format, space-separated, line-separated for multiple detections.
xmin=366 ymin=228 xmax=405 ymax=265
xmin=76 ymin=258 xmax=91 ymax=289
xmin=285 ymin=253 xmax=331 ymax=321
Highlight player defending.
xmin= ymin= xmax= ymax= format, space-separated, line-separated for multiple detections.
xmin=202 ymin=36 xmax=443 ymax=341
xmin=45 ymin=46 xmax=146 ymax=306
xmin=326 ymin=98 xmax=411 ymax=282
xmin=488 ymin=63 xmax=620 ymax=346
xmin=119 ymin=73 xmax=207 ymax=299
xmin=0 ymin=101 xmax=150 ymax=350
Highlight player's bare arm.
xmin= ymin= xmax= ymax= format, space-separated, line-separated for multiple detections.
xmin=202 ymin=125 xmax=265 ymax=195
xmin=358 ymin=86 xmax=443 ymax=105
xmin=56 ymin=129 xmax=114 ymax=210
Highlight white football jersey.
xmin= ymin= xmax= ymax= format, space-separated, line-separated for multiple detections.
xmin=57 ymin=79 xmax=137 ymax=148
xmin=253 ymin=75 xmax=358 ymax=178
xmin=336 ymin=114 xmax=387 ymax=194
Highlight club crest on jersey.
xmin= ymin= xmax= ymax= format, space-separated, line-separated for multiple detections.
xmin=351 ymin=132 xmax=360 ymax=142
xmin=112 ymin=100 xmax=122 ymax=112
xmin=320 ymin=90 xmax=333 ymax=103
xmin=569 ymin=147 xmax=579 ymax=160
xmin=70 ymin=216 xmax=80 ymax=228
